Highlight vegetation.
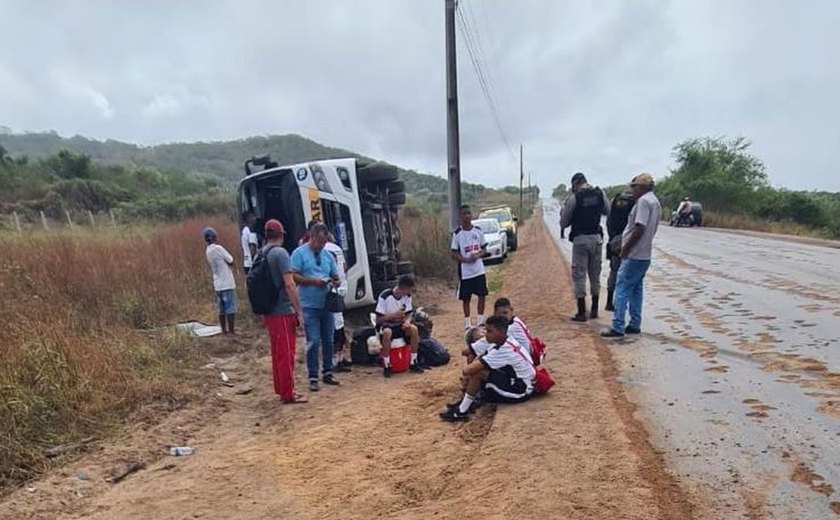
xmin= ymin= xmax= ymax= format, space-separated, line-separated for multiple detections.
xmin=0 ymin=145 xmax=231 ymax=223
xmin=0 ymin=218 xmax=236 ymax=490
xmin=657 ymin=137 xmax=840 ymax=237
xmin=552 ymin=137 xmax=840 ymax=238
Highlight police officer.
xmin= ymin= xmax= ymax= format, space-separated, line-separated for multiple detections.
xmin=605 ymin=189 xmax=636 ymax=311
xmin=560 ymin=172 xmax=611 ymax=322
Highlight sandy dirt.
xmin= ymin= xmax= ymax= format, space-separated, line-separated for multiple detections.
xmin=0 ymin=216 xmax=699 ymax=519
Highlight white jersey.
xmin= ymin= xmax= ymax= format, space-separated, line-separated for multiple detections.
xmin=375 ymin=287 xmax=413 ymax=326
xmin=241 ymin=226 xmax=258 ymax=268
xmin=205 ymin=243 xmax=235 ymax=291
xmin=324 ymin=241 xmax=347 ymax=329
xmin=480 ymin=337 xmax=535 ymax=394
xmin=509 ymin=317 xmax=533 ymax=356
xmin=451 ymin=226 xmax=487 ymax=280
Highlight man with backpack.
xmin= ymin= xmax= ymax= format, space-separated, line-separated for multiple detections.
xmin=560 ymin=172 xmax=611 ymax=322
xmin=249 ymin=219 xmax=306 ymax=404
xmin=324 ymin=233 xmax=351 ymax=372
xmin=441 ymin=315 xmax=535 ymax=422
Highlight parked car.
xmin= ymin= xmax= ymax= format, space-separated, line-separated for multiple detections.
xmin=237 ymin=155 xmax=411 ymax=309
xmin=478 ymin=206 xmax=518 ymax=250
xmin=472 ymin=218 xmax=508 ymax=263
xmin=669 ymin=202 xmax=704 ymax=227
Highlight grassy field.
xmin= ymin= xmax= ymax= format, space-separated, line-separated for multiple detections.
xmin=0 ymin=195 xmax=538 ymax=490
xmin=0 ymin=218 xmax=235 ymax=490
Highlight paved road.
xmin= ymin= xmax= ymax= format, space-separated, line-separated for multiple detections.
xmin=543 ymin=198 xmax=840 ymax=519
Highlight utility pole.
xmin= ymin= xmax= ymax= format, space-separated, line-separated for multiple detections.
xmin=519 ymin=144 xmax=523 ymax=219
xmin=445 ymin=0 xmax=461 ymax=232
xmin=528 ymin=170 xmax=532 ymax=208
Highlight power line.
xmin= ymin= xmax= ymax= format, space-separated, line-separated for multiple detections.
xmin=455 ymin=1 xmax=517 ymax=164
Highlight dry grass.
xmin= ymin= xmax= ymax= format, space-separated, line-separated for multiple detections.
xmin=400 ymin=211 xmax=454 ymax=280
xmin=0 ymin=217 xmax=237 ymax=490
xmin=703 ymin=211 xmax=825 ymax=238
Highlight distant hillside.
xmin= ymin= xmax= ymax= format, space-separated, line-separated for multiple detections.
xmin=1 ymin=131 xmax=536 ymax=224
xmin=0 ymin=131 xmax=484 ymax=198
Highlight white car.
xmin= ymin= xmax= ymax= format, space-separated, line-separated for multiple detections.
xmin=472 ymin=218 xmax=508 ymax=263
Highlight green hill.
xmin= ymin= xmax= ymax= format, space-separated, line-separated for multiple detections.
xmin=1 ymin=131 xmax=529 ymax=222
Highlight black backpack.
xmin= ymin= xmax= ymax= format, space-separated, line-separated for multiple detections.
xmin=418 ymin=337 xmax=451 ymax=367
xmin=247 ymin=245 xmax=280 ymax=315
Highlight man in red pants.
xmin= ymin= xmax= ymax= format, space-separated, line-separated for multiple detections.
xmin=261 ymin=219 xmax=306 ymax=404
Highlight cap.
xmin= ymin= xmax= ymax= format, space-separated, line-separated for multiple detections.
xmin=630 ymin=173 xmax=655 ymax=187
xmin=264 ymin=219 xmax=285 ymax=238
xmin=202 ymin=227 xmax=217 ymax=241
xmin=571 ymin=172 xmax=587 ymax=184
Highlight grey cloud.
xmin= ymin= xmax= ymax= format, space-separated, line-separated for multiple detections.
xmin=1 ymin=0 xmax=839 ymax=191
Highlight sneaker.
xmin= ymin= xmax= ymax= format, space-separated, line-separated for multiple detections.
xmin=334 ymin=365 xmax=352 ymax=373
xmin=383 ymin=366 xmax=392 ymax=378
xmin=445 ymin=399 xmax=481 ymax=413
xmin=337 ymin=359 xmax=353 ymax=368
xmin=409 ymin=363 xmax=424 ymax=374
xmin=624 ymin=326 xmax=641 ymax=334
xmin=309 ymin=380 xmax=320 ymax=392
xmin=322 ymin=374 xmax=340 ymax=386
xmin=439 ymin=408 xmax=470 ymax=423
xmin=600 ymin=328 xmax=625 ymax=338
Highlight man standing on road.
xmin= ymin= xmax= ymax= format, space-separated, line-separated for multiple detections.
xmin=451 ymin=204 xmax=489 ymax=330
xmin=291 ymin=223 xmax=341 ymax=391
xmin=241 ymin=211 xmax=259 ymax=275
xmin=602 ymin=173 xmax=661 ymax=338
xmin=261 ymin=219 xmax=307 ymax=404
xmin=605 ymin=189 xmax=636 ymax=311
xmin=560 ymin=172 xmax=611 ymax=322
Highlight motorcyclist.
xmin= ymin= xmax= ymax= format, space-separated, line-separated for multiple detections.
xmin=675 ymin=197 xmax=693 ymax=226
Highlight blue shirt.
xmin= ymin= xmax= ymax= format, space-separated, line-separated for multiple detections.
xmin=290 ymin=244 xmax=338 ymax=309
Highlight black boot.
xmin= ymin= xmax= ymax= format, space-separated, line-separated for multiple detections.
xmin=605 ymin=290 xmax=615 ymax=312
xmin=572 ymin=298 xmax=587 ymax=322
xmin=590 ymin=295 xmax=599 ymax=319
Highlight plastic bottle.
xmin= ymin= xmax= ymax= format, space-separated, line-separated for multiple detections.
xmin=170 ymin=446 xmax=195 ymax=456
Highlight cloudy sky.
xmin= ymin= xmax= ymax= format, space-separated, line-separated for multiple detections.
xmin=2 ymin=0 xmax=840 ymax=191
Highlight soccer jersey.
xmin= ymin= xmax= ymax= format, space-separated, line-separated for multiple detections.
xmin=451 ymin=226 xmax=487 ymax=280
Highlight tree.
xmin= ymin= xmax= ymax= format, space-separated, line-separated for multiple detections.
xmin=0 ymin=145 xmax=10 ymax=167
xmin=662 ymin=137 xmax=767 ymax=212
xmin=552 ymin=183 xmax=568 ymax=200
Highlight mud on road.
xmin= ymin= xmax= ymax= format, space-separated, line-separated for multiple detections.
xmin=1 ymin=215 xmax=697 ymax=520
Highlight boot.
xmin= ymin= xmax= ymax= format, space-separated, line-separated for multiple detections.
xmin=590 ymin=295 xmax=599 ymax=320
xmin=605 ymin=289 xmax=615 ymax=311
xmin=572 ymin=298 xmax=587 ymax=322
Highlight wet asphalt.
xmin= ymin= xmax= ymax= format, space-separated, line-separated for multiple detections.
xmin=543 ymin=198 xmax=840 ymax=519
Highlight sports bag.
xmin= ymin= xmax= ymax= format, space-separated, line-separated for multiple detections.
xmin=247 ymin=245 xmax=279 ymax=315
xmin=513 ymin=317 xmax=546 ymax=366
xmin=418 ymin=337 xmax=451 ymax=366
xmin=509 ymin=340 xmax=555 ymax=395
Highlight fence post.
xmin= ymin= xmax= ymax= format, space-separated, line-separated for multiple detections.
xmin=110 ymin=209 xmax=116 ymax=228
xmin=40 ymin=211 xmax=49 ymax=231
xmin=65 ymin=209 xmax=74 ymax=229
xmin=88 ymin=210 xmax=95 ymax=227
xmin=13 ymin=211 xmax=22 ymax=234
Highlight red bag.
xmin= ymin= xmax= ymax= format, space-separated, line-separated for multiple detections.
xmin=514 ymin=317 xmax=546 ymax=366
xmin=533 ymin=366 xmax=555 ymax=394
xmin=508 ymin=340 xmax=555 ymax=395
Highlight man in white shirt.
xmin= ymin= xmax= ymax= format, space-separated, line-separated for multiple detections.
xmin=602 ymin=173 xmax=662 ymax=338
xmin=375 ymin=275 xmax=423 ymax=378
xmin=241 ymin=211 xmax=259 ymax=274
xmin=450 ymin=205 xmax=488 ymax=330
xmin=324 ymin=234 xmax=352 ymax=373
xmin=204 ymin=227 xmax=237 ymax=334
xmin=441 ymin=315 xmax=535 ymax=422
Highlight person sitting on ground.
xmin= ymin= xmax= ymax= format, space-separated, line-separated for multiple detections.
xmin=375 ymin=275 xmax=424 ymax=378
xmin=492 ymin=297 xmax=534 ymax=357
xmin=441 ymin=315 xmax=535 ymax=422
